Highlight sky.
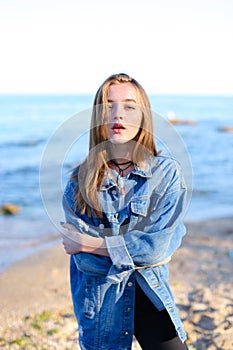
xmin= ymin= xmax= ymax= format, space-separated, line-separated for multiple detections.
xmin=0 ymin=0 xmax=232 ymax=95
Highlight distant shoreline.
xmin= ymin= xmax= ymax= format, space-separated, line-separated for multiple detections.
xmin=0 ymin=213 xmax=233 ymax=273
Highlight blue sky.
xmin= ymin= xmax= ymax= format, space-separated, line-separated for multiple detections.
xmin=0 ymin=0 xmax=232 ymax=95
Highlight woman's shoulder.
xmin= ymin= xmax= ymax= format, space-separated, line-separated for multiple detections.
xmin=152 ymin=154 xmax=182 ymax=172
xmin=64 ymin=166 xmax=80 ymax=196
xmin=154 ymin=154 xmax=186 ymax=192
xmin=71 ymin=165 xmax=80 ymax=179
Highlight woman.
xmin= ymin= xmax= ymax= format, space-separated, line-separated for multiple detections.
xmin=62 ymin=73 xmax=188 ymax=350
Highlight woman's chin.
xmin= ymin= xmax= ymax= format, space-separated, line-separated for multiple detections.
xmin=109 ymin=136 xmax=130 ymax=145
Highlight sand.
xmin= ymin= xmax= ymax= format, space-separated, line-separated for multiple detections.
xmin=0 ymin=218 xmax=232 ymax=350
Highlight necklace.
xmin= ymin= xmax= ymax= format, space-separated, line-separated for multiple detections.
xmin=109 ymin=159 xmax=134 ymax=177
xmin=109 ymin=159 xmax=134 ymax=196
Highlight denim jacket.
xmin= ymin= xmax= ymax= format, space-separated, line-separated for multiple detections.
xmin=63 ymin=155 xmax=187 ymax=349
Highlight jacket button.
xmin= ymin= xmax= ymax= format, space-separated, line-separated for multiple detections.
xmin=112 ymin=190 xmax=117 ymax=195
xmin=99 ymin=224 xmax=104 ymax=229
xmin=127 ymin=282 xmax=133 ymax=287
xmin=168 ymin=306 xmax=174 ymax=311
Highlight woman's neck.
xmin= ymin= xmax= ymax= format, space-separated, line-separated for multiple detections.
xmin=109 ymin=142 xmax=134 ymax=162
xmin=108 ymin=142 xmax=135 ymax=177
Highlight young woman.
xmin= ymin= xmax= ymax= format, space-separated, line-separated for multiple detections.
xmin=62 ymin=73 xmax=188 ymax=350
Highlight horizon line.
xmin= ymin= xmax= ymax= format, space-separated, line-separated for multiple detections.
xmin=0 ymin=92 xmax=232 ymax=97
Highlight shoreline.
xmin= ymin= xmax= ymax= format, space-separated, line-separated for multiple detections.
xmin=0 ymin=214 xmax=59 ymax=273
xmin=1 ymin=208 xmax=233 ymax=274
xmin=0 ymin=217 xmax=233 ymax=349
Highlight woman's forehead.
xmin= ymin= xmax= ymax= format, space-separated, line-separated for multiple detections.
xmin=107 ymin=83 xmax=138 ymax=103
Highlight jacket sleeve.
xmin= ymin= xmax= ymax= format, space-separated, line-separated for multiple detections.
xmin=63 ymin=177 xmax=113 ymax=276
xmin=104 ymin=166 xmax=187 ymax=283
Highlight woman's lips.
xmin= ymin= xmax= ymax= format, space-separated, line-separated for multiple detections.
xmin=111 ymin=123 xmax=126 ymax=131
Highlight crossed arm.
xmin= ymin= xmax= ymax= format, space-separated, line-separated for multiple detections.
xmin=61 ymin=223 xmax=109 ymax=256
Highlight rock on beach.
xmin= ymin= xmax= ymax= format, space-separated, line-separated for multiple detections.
xmin=0 ymin=203 xmax=20 ymax=215
xmin=218 ymin=126 xmax=233 ymax=133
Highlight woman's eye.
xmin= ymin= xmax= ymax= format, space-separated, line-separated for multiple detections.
xmin=125 ymin=105 xmax=135 ymax=110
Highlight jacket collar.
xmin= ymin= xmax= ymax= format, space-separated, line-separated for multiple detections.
xmin=101 ymin=158 xmax=153 ymax=191
xmin=131 ymin=162 xmax=152 ymax=178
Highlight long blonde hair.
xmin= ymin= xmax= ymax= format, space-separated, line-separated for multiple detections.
xmin=72 ymin=73 xmax=158 ymax=216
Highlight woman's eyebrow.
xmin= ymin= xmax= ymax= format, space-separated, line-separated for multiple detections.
xmin=107 ymin=98 xmax=137 ymax=103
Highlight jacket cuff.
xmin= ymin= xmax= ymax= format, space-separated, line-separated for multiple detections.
xmin=105 ymin=235 xmax=135 ymax=283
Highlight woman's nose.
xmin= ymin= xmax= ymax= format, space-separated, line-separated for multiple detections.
xmin=114 ymin=115 xmax=123 ymax=120
xmin=112 ymin=103 xmax=124 ymax=120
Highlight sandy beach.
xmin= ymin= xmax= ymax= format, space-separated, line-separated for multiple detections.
xmin=0 ymin=218 xmax=232 ymax=350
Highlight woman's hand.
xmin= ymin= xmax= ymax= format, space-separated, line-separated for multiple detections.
xmin=61 ymin=223 xmax=109 ymax=257
xmin=61 ymin=223 xmax=84 ymax=254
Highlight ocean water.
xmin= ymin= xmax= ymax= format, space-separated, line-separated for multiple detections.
xmin=0 ymin=94 xmax=232 ymax=271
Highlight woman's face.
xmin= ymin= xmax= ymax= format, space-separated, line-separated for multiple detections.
xmin=106 ymin=83 xmax=143 ymax=144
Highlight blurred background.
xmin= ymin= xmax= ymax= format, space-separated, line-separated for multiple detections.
xmin=0 ymin=0 xmax=232 ymax=271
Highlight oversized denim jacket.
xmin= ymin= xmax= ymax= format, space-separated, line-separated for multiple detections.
xmin=63 ymin=155 xmax=187 ymax=350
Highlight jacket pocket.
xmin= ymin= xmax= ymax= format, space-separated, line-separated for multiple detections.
xmin=130 ymin=196 xmax=149 ymax=217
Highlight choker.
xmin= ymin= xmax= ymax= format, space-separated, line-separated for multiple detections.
xmin=109 ymin=159 xmax=134 ymax=177
xmin=109 ymin=160 xmax=134 ymax=196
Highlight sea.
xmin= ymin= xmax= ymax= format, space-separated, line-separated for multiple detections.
xmin=0 ymin=94 xmax=232 ymax=271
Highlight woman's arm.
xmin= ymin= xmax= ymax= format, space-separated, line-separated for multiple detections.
xmin=62 ymin=175 xmax=186 ymax=284
xmin=62 ymin=158 xmax=187 ymax=282
xmin=62 ymin=169 xmax=186 ymax=263
xmin=62 ymin=223 xmax=109 ymax=256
